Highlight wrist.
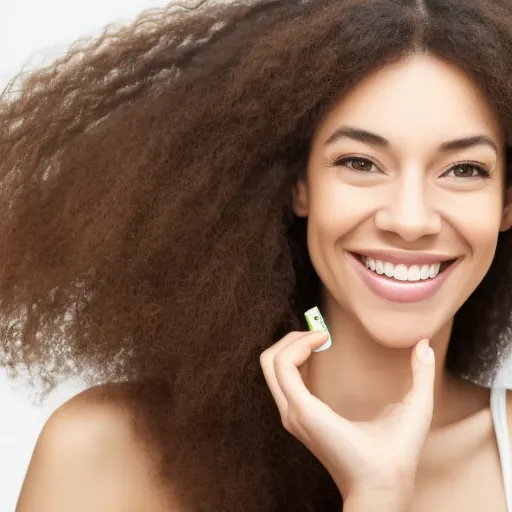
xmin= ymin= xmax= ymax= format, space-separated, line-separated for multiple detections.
xmin=343 ymin=488 xmax=412 ymax=512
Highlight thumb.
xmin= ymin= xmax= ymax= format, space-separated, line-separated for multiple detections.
xmin=402 ymin=339 xmax=436 ymax=436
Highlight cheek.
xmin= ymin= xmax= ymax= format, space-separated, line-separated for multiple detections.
xmin=447 ymin=195 xmax=502 ymax=264
xmin=467 ymin=221 xmax=500 ymax=264
xmin=307 ymin=181 xmax=377 ymax=239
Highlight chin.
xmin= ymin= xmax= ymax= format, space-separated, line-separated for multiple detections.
xmin=357 ymin=311 xmax=448 ymax=349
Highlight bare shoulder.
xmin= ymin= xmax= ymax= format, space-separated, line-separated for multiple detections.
xmin=16 ymin=382 xmax=179 ymax=512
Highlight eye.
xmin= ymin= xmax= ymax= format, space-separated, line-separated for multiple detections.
xmin=442 ymin=161 xmax=490 ymax=179
xmin=329 ymin=156 xmax=379 ymax=173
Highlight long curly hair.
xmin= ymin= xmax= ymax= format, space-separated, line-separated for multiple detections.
xmin=2 ymin=0 xmax=512 ymax=510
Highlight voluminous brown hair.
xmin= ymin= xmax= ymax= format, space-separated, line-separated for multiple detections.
xmin=2 ymin=0 xmax=512 ymax=510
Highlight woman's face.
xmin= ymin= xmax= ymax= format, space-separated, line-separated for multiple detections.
xmin=293 ymin=54 xmax=512 ymax=347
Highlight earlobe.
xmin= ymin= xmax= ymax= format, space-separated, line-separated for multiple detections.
xmin=291 ymin=180 xmax=309 ymax=217
xmin=500 ymin=186 xmax=512 ymax=232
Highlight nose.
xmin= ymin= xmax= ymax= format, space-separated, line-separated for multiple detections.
xmin=374 ymin=174 xmax=441 ymax=241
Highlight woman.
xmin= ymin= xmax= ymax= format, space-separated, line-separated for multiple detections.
xmin=3 ymin=0 xmax=512 ymax=510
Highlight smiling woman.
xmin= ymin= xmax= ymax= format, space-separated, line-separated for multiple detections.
xmin=3 ymin=0 xmax=512 ymax=511
xmin=292 ymin=55 xmax=509 ymax=344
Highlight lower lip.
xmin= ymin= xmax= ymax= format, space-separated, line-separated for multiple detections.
xmin=345 ymin=252 xmax=460 ymax=303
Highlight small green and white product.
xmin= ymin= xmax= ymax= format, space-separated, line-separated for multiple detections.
xmin=304 ymin=306 xmax=332 ymax=352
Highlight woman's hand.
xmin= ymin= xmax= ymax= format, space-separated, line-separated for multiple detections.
xmin=260 ymin=331 xmax=436 ymax=504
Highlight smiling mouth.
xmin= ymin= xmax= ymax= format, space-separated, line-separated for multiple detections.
xmin=351 ymin=252 xmax=457 ymax=282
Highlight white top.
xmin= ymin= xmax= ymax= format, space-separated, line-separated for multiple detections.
xmin=491 ymin=387 xmax=512 ymax=511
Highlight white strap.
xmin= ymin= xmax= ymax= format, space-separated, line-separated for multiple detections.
xmin=491 ymin=387 xmax=512 ymax=511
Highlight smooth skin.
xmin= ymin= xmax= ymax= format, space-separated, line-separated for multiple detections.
xmin=16 ymin=54 xmax=512 ymax=511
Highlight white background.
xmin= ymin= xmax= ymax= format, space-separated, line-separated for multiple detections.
xmin=1 ymin=2 xmax=512 ymax=511
xmin=0 ymin=2 xmax=170 ymax=510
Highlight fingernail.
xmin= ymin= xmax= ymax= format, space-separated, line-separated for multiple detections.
xmin=417 ymin=339 xmax=435 ymax=366
xmin=313 ymin=336 xmax=332 ymax=352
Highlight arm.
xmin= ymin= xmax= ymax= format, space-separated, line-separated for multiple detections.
xmin=15 ymin=384 xmax=175 ymax=512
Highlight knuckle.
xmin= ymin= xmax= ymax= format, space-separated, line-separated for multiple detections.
xmin=273 ymin=351 xmax=288 ymax=370
xmin=287 ymin=406 xmax=310 ymax=430
xmin=260 ymin=331 xmax=300 ymax=360
xmin=292 ymin=407 xmax=309 ymax=426
xmin=281 ymin=414 xmax=293 ymax=433
xmin=261 ymin=330 xmax=306 ymax=370
xmin=281 ymin=411 xmax=301 ymax=434
xmin=259 ymin=351 xmax=269 ymax=367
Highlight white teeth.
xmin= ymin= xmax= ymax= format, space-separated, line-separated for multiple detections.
xmin=407 ymin=265 xmax=421 ymax=281
xmin=429 ymin=263 xmax=440 ymax=278
xmin=363 ymin=257 xmax=443 ymax=281
xmin=394 ymin=264 xmax=408 ymax=281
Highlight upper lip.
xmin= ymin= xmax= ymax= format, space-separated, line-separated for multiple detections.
xmin=349 ymin=249 xmax=459 ymax=266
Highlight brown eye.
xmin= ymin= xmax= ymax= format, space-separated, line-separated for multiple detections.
xmin=444 ymin=162 xmax=490 ymax=179
xmin=349 ymin=158 xmax=374 ymax=171
xmin=331 ymin=156 xmax=377 ymax=172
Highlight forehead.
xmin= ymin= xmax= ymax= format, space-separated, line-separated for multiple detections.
xmin=313 ymin=54 xmax=503 ymax=151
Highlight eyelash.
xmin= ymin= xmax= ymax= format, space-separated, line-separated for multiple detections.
xmin=329 ymin=156 xmax=491 ymax=179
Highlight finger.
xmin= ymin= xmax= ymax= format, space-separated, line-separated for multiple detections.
xmin=401 ymin=339 xmax=435 ymax=434
xmin=261 ymin=330 xmax=309 ymax=362
xmin=260 ymin=331 xmax=311 ymax=413
xmin=273 ymin=330 xmax=329 ymax=411
xmin=272 ymin=332 xmax=361 ymax=448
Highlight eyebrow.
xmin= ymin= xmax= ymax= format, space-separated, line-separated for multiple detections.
xmin=323 ymin=125 xmax=499 ymax=155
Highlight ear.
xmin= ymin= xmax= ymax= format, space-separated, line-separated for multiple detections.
xmin=291 ymin=179 xmax=309 ymax=217
xmin=500 ymin=186 xmax=512 ymax=232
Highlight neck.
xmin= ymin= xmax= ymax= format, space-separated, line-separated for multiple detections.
xmin=303 ymin=299 xmax=486 ymax=429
